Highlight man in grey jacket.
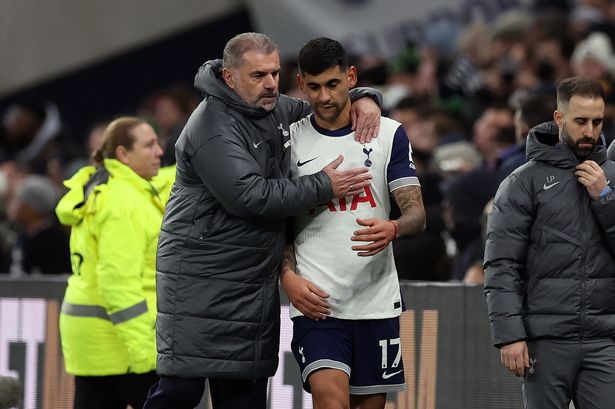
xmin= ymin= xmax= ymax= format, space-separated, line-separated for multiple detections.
xmin=484 ymin=77 xmax=615 ymax=408
xmin=144 ymin=33 xmax=382 ymax=409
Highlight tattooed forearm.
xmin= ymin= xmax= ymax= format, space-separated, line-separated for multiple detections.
xmin=280 ymin=244 xmax=297 ymax=276
xmin=392 ymin=186 xmax=426 ymax=237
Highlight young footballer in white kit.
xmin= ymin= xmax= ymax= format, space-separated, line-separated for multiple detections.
xmin=281 ymin=37 xmax=427 ymax=409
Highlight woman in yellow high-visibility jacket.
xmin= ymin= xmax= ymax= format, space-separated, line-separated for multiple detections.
xmin=56 ymin=117 xmax=173 ymax=409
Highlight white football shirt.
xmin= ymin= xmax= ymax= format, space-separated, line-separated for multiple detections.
xmin=289 ymin=114 xmax=419 ymax=319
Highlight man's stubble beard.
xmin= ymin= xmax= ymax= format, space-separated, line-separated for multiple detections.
xmin=561 ymin=122 xmax=596 ymax=159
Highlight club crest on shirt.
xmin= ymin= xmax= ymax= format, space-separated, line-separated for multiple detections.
xmin=363 ymin=146 xmax=373 ymax=167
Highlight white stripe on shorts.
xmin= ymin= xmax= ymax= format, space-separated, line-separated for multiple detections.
xmin=302 ymin=359 xmax=351 ymax=383
xmin=350 ymin=383 xmax=406 ymax=395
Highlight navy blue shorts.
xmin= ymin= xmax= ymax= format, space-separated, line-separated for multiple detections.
xmin=291 ymin=316 xmax=406 ymax=395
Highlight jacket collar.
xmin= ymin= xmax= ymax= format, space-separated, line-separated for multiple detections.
xmin=526 ymin=121 xmax=606 ymax=169
xmin=103 ymin=159 xmax=153 ymax=190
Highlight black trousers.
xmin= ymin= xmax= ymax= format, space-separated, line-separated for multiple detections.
xmin=143 ymin=375 xmax=268 ymax=409
xmin=522 ymin=339 xmax=615 ymax=409
xmin=73 ymin=371 xmax=158 ymax=409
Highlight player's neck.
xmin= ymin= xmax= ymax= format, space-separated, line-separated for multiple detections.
xmin=313 ymin=105 xmax=351 ymax=131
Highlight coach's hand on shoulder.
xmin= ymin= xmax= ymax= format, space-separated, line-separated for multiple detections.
xmin=280 ymin=269 xmax=330 ymax=321
xmin=323 ymin=155 xmax=372 ymax=198
xmin=351 ymin=97 xmax=381 ymax=143
xmin=500 ymin=340 xmax=529 ymax=377
xmin=351 ymin=218 xmax=396 ymax=257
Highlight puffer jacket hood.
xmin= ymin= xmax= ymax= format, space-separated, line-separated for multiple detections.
xmin=526 ymin=121 xmax=606 ymax=168
xmin=194 ymin=59 xmax=276 ymax=119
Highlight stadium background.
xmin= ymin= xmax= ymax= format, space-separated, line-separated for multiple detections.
xmin=0 ymin=0 xmax=530 ymax=138
xmin=1 ymin=0 xmax=610 ymax=407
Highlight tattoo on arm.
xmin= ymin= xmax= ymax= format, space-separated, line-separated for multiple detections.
xmin=392 ymin=186 xmax=426 ymax=237
xmin=281 ymin=244 xmax=297 ymax=276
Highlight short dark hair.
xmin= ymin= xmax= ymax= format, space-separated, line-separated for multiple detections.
xmin=556 ymin=77 xmax=605 ymax=109
xmin=297 ymin=37 xmax=348 ymax=76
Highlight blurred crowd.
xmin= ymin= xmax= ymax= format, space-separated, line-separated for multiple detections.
xmin=1 ymin=0 xmax=614 ymax=283
xmin=0 ymin=85 xmax=200 ymax=276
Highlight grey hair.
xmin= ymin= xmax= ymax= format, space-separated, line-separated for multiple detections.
xmin=222 ymin=32 xmax=278 ymax=70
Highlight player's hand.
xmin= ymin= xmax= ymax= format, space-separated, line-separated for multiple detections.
xmin=575 ymin=160 xmax=608 ymax=200
xmin=500 ymin=340 xmax=529 ymax=377
xmin=350 ymin=97 xmax=381 ymax=143
xmin=351 ymin=218 xmax=396 ymax=257
xmin=323 ymin=155 xmax=372 ymax=198
xmin=280 ymin=270 xmax=330 ymax=321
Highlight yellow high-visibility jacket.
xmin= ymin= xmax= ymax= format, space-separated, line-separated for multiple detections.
xmin=56 ymin=159 xmax=173 ymax=375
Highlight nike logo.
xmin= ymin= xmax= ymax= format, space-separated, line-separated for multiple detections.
xmin=297 ymin=157 xmax=318 ymax=167
xmin=253 ymin=141 xmax=263 ymax=149
xmin=382 ymin=369 xmax=403 ymax=379
xmin=543 ymin=181 xmax=560 ymax=190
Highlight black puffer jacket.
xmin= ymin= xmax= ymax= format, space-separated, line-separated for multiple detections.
xmin=484 ymin=121 xmax=615 ymax=347
xmin=155 ymin=60 xmax=380 ymax=379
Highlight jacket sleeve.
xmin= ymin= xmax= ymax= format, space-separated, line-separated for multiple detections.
xmin=95 ymin=195 xmax=156 ymax=373
xmin=483 ymin=173 xmax=534 ymax=347
xmin=280 ymin=87 xmax=383 ymax=124
xmin=280 ymin=95 xmax=312 ymax=124
xmin=349 ymin=86 xmax=383 ymax=108
xmin=590 ymin=185 xmax=615 ymax=255
xmin=188 ymin=126 xmax=333 ymax=221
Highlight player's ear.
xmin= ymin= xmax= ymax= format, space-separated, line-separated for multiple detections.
xmin=296 ymin=73 xmax=306 ymax=91
xmin=348 ymin=66 xmax=357 ymax=88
